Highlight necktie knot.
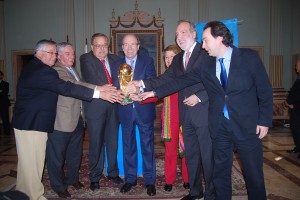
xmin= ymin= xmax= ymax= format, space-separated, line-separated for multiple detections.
xmin=218 ymin=58 xmax=227 ymax=90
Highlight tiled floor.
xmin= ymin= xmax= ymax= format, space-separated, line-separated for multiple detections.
xmin=0 ymin=121 xmax=300 ymax=200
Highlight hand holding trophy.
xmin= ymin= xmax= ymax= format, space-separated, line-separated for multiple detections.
xmin=118 ymin=63 xmax=133 ymax=103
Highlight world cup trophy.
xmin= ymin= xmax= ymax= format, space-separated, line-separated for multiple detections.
xmin=118 ymin=63 xmax=133 ymax=103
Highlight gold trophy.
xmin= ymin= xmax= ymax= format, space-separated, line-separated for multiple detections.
xmin=118 ymin=63 xmax=133 ymax=103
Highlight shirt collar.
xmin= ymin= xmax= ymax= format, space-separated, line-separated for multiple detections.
xmin=218 ymin=46 xmax=233 ymax=61
xmin=186 ymin=42 xmax=197 ymax=54
xmin=125 ymin=55 xmax=137 ymax=64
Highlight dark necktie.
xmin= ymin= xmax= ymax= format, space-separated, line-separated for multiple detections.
xmin=184 ymin=51 xmax=190 ymax=70
xmin=218 ymin=58 xmax=229 ymax=119
xmin=101 ymin=59 xmax=112 ymax=84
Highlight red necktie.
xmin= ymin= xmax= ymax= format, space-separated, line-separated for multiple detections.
xmin=101 ymin=59 xmax=112 ymax=84
xmin=184 ymin=51 xmax=190 ymax=70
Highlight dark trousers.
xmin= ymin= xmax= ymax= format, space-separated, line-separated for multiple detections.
xmin=290 ymin=110 xmax=300 ymax=151
xmin=212 ymin=116 xmax=266 ymax=200
xmin=87 ymin=109 xmax=119 ymax=182
xmin=0 ymin=103 xmax=10 ymax=134
xmin=46 ymin=117 xmax=84 ymax=192
xmin=121 ymin=109 xmax=156 ymax=185
xmin=182 ymin=115 xmax=214 ymax=199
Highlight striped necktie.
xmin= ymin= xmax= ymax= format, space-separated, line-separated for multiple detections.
xmin=67 ymin=67 xmax=79 ymax=81
xmin=101 ymin=59 xmax=112 ymax=84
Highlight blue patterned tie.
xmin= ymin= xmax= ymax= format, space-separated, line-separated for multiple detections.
xmin=218 ymin=58 xmax=229 ymax=119
xmin=67 ymin=67 xmax=79 ymax=81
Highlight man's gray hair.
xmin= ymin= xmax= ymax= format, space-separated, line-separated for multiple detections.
xmin=34 ymin=39 xmax=56 ymax=55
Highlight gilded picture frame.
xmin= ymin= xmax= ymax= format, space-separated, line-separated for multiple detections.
xmin=110 ymin=29 xmax=164 ymax=75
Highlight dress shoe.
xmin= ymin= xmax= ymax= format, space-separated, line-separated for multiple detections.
xmin=181 ymin=193 xmax=204 ymax=200
xmin=90 ymin=182 xmax=100 ymax=191
xmin=146 ymin=184 xmax=156 ymax=196
xmin=287 ymin=147 xmax=298 ymax=153
xmin=55 ymin=189 xmax=71 ymax=198
xmin=120 ymin=182 xmax=136 ymax=193
xmin=107 ymin=175 xmax=124 ymax=184
xmin=183 ymin=182 xmax=190 ymax=189
xmin=164 ymin=184 xmax=172 ymax=192
xmin=72 ymin=181 xmax=84 ymax=190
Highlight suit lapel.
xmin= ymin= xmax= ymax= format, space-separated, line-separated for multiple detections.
xmin=227 ymin=47 xmax=240 ymax=90
xmin=177 ymin=51 xmax=185 ymax=72
xmin=133 ymin=56 xmax=142 ymax=80
xmin=206 ymin=56 xmax=224 ymax=91
xmin=186 ymin=43 xmax=206 ymax=72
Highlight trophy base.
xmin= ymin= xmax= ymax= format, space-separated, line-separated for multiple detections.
xmin=122 ymin=96 xmax=133 ymax=103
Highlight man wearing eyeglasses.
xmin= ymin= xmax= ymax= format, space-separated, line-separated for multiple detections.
xmin=45 ymin=42 xmax=102 ymax=198
xmin=13 ymin=39 xmax=121 ymax=200
xmin=80 ymin=33 xmax=123 ymax=192
xmin=110 ymin=34 xmax=157 ymax=196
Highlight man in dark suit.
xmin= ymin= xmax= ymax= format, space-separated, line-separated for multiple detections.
xmin=286 ymin=58 xmax=300 ymax=159
xmin=13 ymin=39 xmax=120 ymax=200
xmin=46 ymin=42 xmax=98 ymax=198
xmin=80 ymin=33 xmax=123 ymax=191
xmin=0 ymin=70 xmax=10 ymax=135
xmin=111 ymin=34 xmax=157 ymax=196
xmin=140 ymin=20 xmax=214 ymax=200
xmin=133 ymin=21 xmax=273 ymax=200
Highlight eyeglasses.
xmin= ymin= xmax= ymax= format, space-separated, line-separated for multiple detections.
xmin=41 ymin=50 xmax=58 ymax=56
xmin=93 ymin=44 xmax=108 ymax=49
xmin=122 ymin=43 xmax=139 ymax=48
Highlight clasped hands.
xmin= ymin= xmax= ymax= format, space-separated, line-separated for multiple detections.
xmin=120 ymin=80 xmax=155 ymax=105
xmin=95 ymin=84 xmax=124 ymax=103
xmin=95 ymin=82 xmax=154 ymax=105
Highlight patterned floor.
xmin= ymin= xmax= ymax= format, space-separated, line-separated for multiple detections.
xmin=0 ymin=122 xmax=300 ymax=200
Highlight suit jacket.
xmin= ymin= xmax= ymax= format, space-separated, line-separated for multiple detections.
xmin=287 ymin=76 xmax=300 ymax=114
xmin=0 ymin=79 xmax=10 ymax=106
xmin=12 ymin=57 xmax=94 ymax=133
xmin=80 ymin=52 xmax=119 ymax=119
xmin=111 ymin=55 xmax=156 ymax=124
xmin=148 ymin=46 xmax=273 ymax=139
xmin=145 ymin=43 xmax=209 ymax=126
xmin=53 ymin=62 xmax=95 ymax=132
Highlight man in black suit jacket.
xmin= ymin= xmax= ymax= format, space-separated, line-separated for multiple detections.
xmin=80 ymin=33 xmax=123 ymax=191
xmin=141 ymin=20 xmax=214 ymax=200
xmin=13 ymin=39 xmax=119 ymax=200
xmin=134 ymin=21 xmax=273 ymax=200
xmin=0 ymin=70 xmax=10 ymax=135
xmin=286 ymin=58 xmax=300 ymax=158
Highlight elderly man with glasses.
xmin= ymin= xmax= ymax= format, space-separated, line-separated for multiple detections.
xmin=13 ymin=39 xmax=120 ymax=200
xmin=80 ymin=33 xmax=123 ymax=192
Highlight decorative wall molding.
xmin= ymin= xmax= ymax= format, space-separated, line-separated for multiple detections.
xmin=110 ymin=1 xmax=164 ymax=75
xmin=110 ymin=0 xmax=164 ymax=29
